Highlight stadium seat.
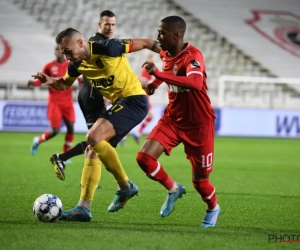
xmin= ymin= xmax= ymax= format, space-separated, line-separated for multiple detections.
xmin=5 ymin=0 xmax=296 ymax=108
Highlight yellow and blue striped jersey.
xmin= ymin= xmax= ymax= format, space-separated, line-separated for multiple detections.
xmin=65 ymin=39 xmax=145 ymax=103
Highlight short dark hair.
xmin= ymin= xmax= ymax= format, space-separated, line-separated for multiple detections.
xmin=100 ymin=10 xmax=116 ymax=19
xmin=55 ymin=28 xmax=80 ymax=44
xmin=161 ymin=16 xmax=186 ymax=31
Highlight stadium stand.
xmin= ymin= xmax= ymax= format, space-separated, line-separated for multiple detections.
xmin=0 ymin=0 xmax=299 ymax=108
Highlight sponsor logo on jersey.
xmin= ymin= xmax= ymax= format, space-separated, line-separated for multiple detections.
xmin=190 ymin=60 xmax=200 ymax=68
xmin=117 ymin=39 xmax=132 ymax=45
xmin=173 ymin=64 xmax=178 ymax=75
xmin=91 ymin=75 xmax=115 ymax=89
xmin=95 ymin=58 xmax=104 ymax=69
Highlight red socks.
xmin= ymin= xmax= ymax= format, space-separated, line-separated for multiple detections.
xmin=63 ymin=133 xmax=74 ymax=153
xmin=193 ymin=178 xmax=217 ymax=210
xmin=136 ymin=151 xmax=174 ymax=190
xmin=37 ymin=131 xmax=51 ymax=143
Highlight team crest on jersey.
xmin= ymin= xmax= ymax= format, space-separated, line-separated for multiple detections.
xmin=116 ymin=39 xmax=132 ymax=45
xmin=173 ymin=64 xmax=178 ymax=75
xmin=50 ymin=65 xmax=58 ymax=75
xmin=190 ymin=60 xmax=200 ymax=68
xmin=95 ymin=58 xmax=104 ymax=69
xmin=246 ymin=10 xmax=300 ymax=58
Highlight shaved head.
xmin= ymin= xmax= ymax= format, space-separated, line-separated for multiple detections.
xmin=161 ymin=16 xmax=186 ymax=35
xmin=55 ymin=28 xmax=88 ymax=63
xmin=55 ymin=28 xmax=81 ymax=45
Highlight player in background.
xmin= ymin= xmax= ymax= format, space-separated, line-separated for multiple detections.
xmin=50 ymin=10 xmax=116 ymax=180
xmin=136 ymin=16 xmax=221 ymax=228
xmin=32 ymin=28 xmax=160 ymax=222
xmin=28 ymin=46 xmax=75 ymax=156
xmin=122 ymin=55 xmax=155 ymax=146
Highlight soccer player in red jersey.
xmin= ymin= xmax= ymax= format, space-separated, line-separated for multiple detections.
xmin=28 ymin=46 xmax=75 ymax=155
xmin=136 ymin=16 xmax=221 ymax=228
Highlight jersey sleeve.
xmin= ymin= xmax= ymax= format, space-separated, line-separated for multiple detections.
xmin=184 ymin=50 xmax=205 ymax=77
xmin=41 ymin=62 xmax=51 ymax=75
xmin=91 ymin=38 xmax=134 ymax=57
xmin=64 ymin=61 xmax=81 ymax=81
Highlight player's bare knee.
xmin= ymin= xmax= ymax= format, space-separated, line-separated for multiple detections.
xmin=86 ymin=130 xmax=97 ymax=146
xmin=66 ymin=123 xmax=74 ymax=134
xmin=51 ymin=127 xmax=60 ymax=135
xmin=85 ymin=145 xmax=96 ymax=159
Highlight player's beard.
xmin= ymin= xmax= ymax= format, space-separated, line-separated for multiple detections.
xmin=83 ymin=44 xmax=90 ymax=60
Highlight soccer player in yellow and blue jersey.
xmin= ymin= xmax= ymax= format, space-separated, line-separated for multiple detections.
xmin=32 ymin=28 xmax=160 ymax=221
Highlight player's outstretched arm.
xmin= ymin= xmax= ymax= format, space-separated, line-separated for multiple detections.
xmin=32 ymin=72 xmax=74 ymax=90
xmin=131 ymin=39 xmax=161 ymax=53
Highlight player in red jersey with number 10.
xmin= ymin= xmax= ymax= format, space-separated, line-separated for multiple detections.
xmin=28 ymin=46 xmax=75 ymax=156
xmin=136 ymin=16 xmax=221 ymax=228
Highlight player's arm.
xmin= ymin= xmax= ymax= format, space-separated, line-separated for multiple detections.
xmin=28 ymin=63 xmax=51 ymax=87
xmin=144 ymin=78 xmax=164 ymax=95
xmin=32 ymin=62 xmax=79 ymax=90
xmin=130 ymin=39 xmax=161 ymax=53
xmin=91 ymin=39 xmax=161 ymax=57
xmin=143 ymin=55 xmax=204 ymax=91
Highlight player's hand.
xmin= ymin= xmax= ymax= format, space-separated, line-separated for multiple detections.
xmin=31 ymin=72 xmax=53 ymax=85
xmin=145 ymin=83 xmax=156 ymax=95
xmin=142 ymin=61 xmax=157 ymax=75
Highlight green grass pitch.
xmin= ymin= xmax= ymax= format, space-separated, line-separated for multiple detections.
xmin=0 ymin=132 xmax=299 ymax=250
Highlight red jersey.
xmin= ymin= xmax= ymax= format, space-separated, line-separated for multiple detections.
xmin=33 ymin=60 xmax=73 ymax=104
xmin=159 ymin=43 xmax=215 ymax=128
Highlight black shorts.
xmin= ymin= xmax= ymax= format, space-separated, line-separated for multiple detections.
xmin=78 ymin=84 xmax=106 ymax=129
xmin=103 ymin=95 xmax=149 ymax=147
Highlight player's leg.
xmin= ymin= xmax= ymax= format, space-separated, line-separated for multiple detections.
xmin=61 ymin=119 xmax=74 ymax=165
xmin=88 ymin=95 xmax=148 ymax=212
xmin=59 ymin=86 xmax=89 ymax=162
xmin=61 ymin=104 xmax=75 ymax=154
xmin=184 ymin=121 xmax=220 ymax=228
xmin=50 ymin=86 xmax=105 ymax=180
xmin=31 ymin=103 xmax=61 ymax=155
xmin=60 ymin=146 xmax=101 ymax=222
xmin=136 ymin=117 xmax=186 ymax=217
xmin=50 ymin=106 xmax=75 ymax=179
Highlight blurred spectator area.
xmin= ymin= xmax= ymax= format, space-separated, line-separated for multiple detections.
xmin=1 ymin=0 xmax=299 ymax=108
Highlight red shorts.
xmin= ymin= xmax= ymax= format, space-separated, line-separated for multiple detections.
xmin=147 ymin=116 xmax=214 ymax=175
xmin=47 ymin=102 xmax=75 ymax=127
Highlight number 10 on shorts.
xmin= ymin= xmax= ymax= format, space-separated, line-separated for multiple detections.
xmin=201 ymin=153 xmax=213 ymax=169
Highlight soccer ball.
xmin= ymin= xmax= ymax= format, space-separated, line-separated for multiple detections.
xmin=33 ymin=194 xmax=63 ymax=222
